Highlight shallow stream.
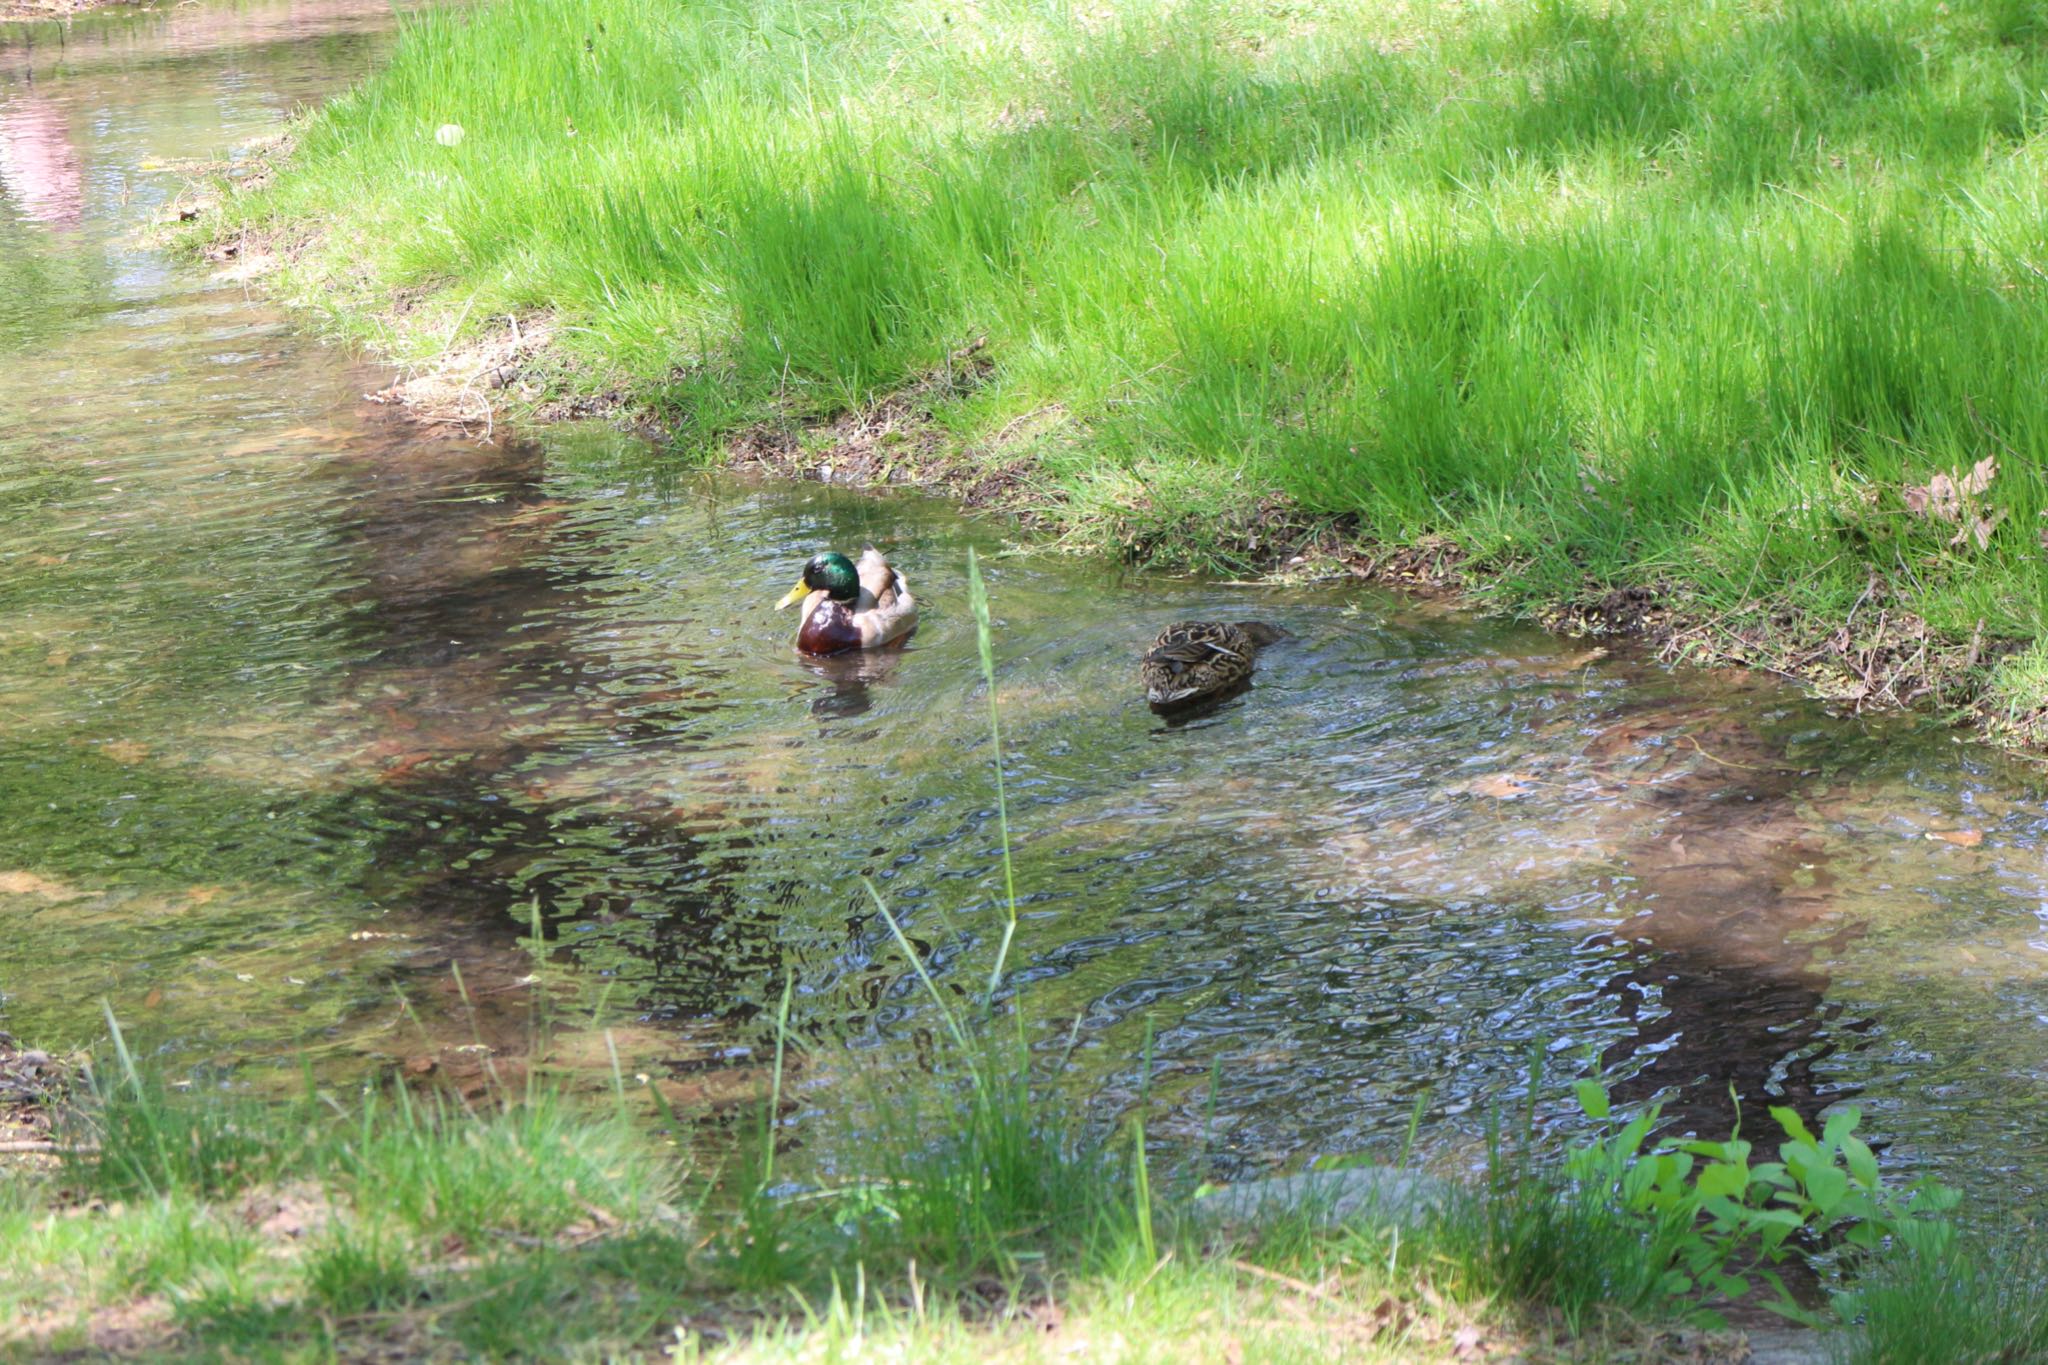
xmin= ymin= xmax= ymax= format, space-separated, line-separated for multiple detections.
xmin=4 ymin=0 xmax=2047 ymax=1205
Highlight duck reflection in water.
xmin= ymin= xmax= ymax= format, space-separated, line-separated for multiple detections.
xmin=805 ymin=643 xmax=911 ymax=720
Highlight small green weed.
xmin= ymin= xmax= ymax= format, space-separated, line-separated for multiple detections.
xmin=1564 ymin=1081 xmax=1960 ymax=1325
xmin=79 ymin=1008 xmax=310 ymax=1200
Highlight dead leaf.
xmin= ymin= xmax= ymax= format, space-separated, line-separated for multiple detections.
xmin=142 ymin=987 xmax=163 ymax=1009
xmin=1468 ymin=772 xmax=1539 ymax=799
xmin=182 ymin=886 xmax=223 ymax=908
xmin=101 ymin=740 xmax=151 ymax=765
xmin=0 ymin=871 xmax=83 ymax=899
xmin=1905 ymin=457 xmax=1996 ymax=531
xmin=1962 ymin=454 xmax=1998 ymax=496
xmin=1949 ymin=508 xmax=2006 ymax=551
xmin=1926 ymin=830 xmax=1983 ymax=847
xmin=42 ymin=649 xmax=72 ymax=668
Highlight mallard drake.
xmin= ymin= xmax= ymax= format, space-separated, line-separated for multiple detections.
xmin=1141 ymin=620 xmax=1287 ymax=710
xmin=775 ymin=549 xmax=918 ymax=655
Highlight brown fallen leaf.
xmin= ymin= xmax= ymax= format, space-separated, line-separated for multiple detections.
xmin=1904 ymin=456 xmax=1997 ymax=531
xmin=142 ymin=987 xmax=163 ymax=1009
xmin=1950 ymin=508 xmax=2007 ymax=551
xmin=1469 ymin=772 xmax=1539 ymax=799
xmin=1962 ymin=453 xmax=1997 ymax=496
xmin=102 ymin=740 xmax=151 ymax=765
xmin=1927 ymin=830 xmax=1984 ymax=848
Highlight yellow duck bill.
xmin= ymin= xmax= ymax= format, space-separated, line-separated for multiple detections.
xmin=774 ymin=580 xmax=811 ymax=610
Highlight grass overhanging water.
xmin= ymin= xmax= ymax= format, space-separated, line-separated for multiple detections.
xmin=2 ymin=556 xmax=2037 ymax=1360
xmin=219 ymin=0 xmax=2048 ymax=736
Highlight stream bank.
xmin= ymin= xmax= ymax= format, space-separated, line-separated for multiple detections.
xmin=197 ymin=0 xmax=2048 ymax=750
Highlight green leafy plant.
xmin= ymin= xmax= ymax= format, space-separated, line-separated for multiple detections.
xmin=1566 ymin=1081 xmax=1960 ymax=1325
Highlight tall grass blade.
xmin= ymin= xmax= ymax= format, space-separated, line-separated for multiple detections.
xmin=967 ymin=547 xmax=1020 ymax=999
xmin=861 ymin=875 xmax=973 ymax=1064
xmin=764 ymin=966 xmax=794 ymax=1188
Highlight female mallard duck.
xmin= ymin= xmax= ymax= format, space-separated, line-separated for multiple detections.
xmin=775 ymin=549 xmax=918 ymax=655
xmin=1141 ymin=620 xmax=1287 ymax=710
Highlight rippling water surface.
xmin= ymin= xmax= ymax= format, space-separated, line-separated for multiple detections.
xmin=4 ymin=0 xmax=2047 ymax=1203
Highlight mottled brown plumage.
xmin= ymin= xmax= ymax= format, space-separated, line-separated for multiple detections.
xmin=1141 ymin=620 xmax=1287 ymax=710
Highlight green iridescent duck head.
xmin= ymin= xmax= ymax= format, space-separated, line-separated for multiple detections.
xmin=775 ymin=551 xmax=861 ymax=609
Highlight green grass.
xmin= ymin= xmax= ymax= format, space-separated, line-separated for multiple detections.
xmin=1831 ymin=1229 xmax=2048 ymax=1364
xmin=5 ymin=1038 xmax=2013 ymax=1361
xmin=230 ymin=0 xmax=2048 ymax=720
xmin=0 ymin=1053 xmax=1713 ymax=1360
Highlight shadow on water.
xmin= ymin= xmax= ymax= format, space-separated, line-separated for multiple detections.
xmin=3 ymin=0 xmax=2048 ymax=1204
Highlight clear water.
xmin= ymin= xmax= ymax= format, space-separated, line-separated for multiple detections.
xmin=4 ymin=0 xmax=2047 ymax=1204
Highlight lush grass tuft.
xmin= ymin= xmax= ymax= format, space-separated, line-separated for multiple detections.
xmin=1833 ymin=1229 xmax=2048 ymax=1364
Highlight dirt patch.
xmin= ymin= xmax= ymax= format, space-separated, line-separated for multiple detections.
xmin=360 ymin=314 xmax=560 ymax=437
xmin=236 ymin=1180 xmax=336 ymax=1243
xmin=1 ymin=1293 xmax=178 ymax=1358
